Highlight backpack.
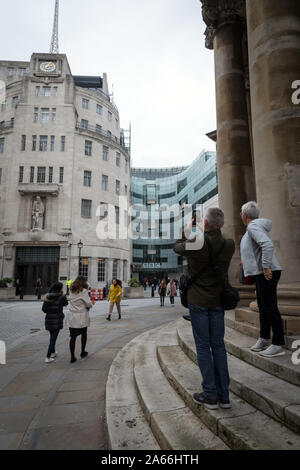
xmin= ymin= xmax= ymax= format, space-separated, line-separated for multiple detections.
xmin=179 ymin=235 xmax=240 ymax=310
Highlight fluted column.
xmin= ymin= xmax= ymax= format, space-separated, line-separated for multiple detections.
xmin=246 ymin=0 xmax=300 ymax=283
xmin=201 ymin=0 xmax=256 ymax=280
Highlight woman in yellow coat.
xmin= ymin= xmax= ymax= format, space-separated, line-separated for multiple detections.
xmin=106 ymin=279 xmax=122 ymax=321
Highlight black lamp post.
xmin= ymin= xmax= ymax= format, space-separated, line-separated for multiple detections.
xmin=77 ymin=240 xmax=83 ymax=276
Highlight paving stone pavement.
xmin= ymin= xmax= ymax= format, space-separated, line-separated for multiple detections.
xmin=0 ymin=297 xmax=186 ymax=450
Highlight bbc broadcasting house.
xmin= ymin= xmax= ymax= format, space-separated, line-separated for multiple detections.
xmin=0 ymin=53 xmax=131 ymax=295
xmin=131 ymin=150 xmax=218 ymax=282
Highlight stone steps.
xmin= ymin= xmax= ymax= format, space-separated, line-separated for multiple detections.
xmin=106 ymin=318 xmax=300 ymax=450
xmin=175 ymin=320 xmax=300 ymax=435
xmin=225 ymin=310 xmax=299 ymax=350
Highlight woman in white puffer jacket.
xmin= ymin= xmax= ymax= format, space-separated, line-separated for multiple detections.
xmin=68 ymin=276 xmax=94 ymax=363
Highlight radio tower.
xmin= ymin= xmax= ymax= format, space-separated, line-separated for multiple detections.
xmin=50 ymin=0 xmax=59 ymax=54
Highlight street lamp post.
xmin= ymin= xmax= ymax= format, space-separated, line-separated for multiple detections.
xmin=77 ymin=240 xmax=83 ymax=276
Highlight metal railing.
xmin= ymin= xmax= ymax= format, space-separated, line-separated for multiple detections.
xmin=0 ymin=120 xmax=14 ymax=133
xmin=75 ymin=121 xmax=129 ymax=152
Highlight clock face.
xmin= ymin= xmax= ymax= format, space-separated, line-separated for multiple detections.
xmin=40 ymin=61 xmax=56 ymax=73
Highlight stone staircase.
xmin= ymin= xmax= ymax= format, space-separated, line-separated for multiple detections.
xmin=106 ymin=314 xmax=300 ymax=450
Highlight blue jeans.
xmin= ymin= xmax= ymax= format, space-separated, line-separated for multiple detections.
xmin=188 ymin=303 xmax=230 ymax=401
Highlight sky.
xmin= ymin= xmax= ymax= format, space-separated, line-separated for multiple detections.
xmin=0 ymin=0 xmax=216 ymax=168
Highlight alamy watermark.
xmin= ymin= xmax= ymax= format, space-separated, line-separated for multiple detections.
xmin=291 ymin=340 xmax=300 ymax=366
xmin=0 ymin=340 xmax=6 ymax=365
xmin=291 ymin=80 xmax=300 ymax=104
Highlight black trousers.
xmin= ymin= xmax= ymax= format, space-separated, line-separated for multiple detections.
xmin=160 ymin=295 xmax=165 ymax=306
xmin=47 ymin=330 xmax=60 ymax=358
xmin=255 ymin=271 xmax=285 ymax=346
xmin=170 ymin=296 xmax=174 ymax=304
xmin=69 ymin=327 xmax=87 ymax=359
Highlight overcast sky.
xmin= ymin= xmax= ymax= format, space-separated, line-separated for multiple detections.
xmin=0 ymin=0 xmax=216 ymax=168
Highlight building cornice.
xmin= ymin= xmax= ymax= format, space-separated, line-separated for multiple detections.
xmin=200 ymin=0 xmax=246 ymax=49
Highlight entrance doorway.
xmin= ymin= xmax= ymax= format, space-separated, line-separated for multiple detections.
xmin=15 ymin=246 xmax=60 ymax=295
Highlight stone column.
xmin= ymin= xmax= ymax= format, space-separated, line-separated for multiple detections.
xmin=201 ymin=1 xmax=256 ymax=280
xmin=246 ymin=0 xmax=300 ymax=283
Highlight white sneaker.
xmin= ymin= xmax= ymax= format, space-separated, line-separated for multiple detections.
xmin=259 ymin=345 xmax=285 ymax=357
xmin=250 ymin=338 xmax=270 ymax=352
xmin=45 ymin=357 xmax=55 ymax=364
xmin=50 ymin=353 xmax=57 ymax=358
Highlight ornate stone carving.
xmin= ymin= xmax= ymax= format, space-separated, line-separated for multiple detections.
xmin=31 ymin=196 xmax=45 ymax=231
xmin=200 ymin=0 xmax=246 ymax=48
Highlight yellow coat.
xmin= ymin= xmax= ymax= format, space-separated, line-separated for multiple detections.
xmin=108 ymin=284 xmax=122 ymax=303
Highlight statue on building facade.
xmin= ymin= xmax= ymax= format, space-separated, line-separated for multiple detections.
xmin=32 ymin=196 xmax=45 ymax=231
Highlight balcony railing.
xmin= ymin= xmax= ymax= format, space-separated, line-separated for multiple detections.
xmin=0 ymin=120 xmax=14 ymax=132
xmin=75 ymin=121 xmax=129 ymax=153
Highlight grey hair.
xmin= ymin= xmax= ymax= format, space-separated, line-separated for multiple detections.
xmin=205 ymin=208 xmax=224 ymax=229
xmin=241 ymin=201 xmax=260 ymax=220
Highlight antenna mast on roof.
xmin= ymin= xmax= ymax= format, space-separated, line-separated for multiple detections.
xmin=50 ymin=0 xmax=59 ymax=54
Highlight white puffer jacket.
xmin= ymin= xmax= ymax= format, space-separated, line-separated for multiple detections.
xmin=67 ymin=289 xmax=93 ymax=328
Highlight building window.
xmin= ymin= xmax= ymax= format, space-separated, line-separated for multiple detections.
xmin=79 ymin=258 xmax=89 ymax=278
xmin=115 ymin=206 xmax=120 ymax=224
xmin=37 ymin=167 xmax=46 ymax=183
xmin=98 ymin=258 xmax=106 ymax=282
xmin=50 ymin=136 xmax=55 ymax=152
xmin=11 ymin=117 xmax=14 ymax=127
xmin=39 ymin=135 xmax=48 ymax=152
xmin=59 ymin=167 xmax=64 ymax=184
xmin=81 ymin=119 xmax=88 ymax=129
xmin=32 ymin=135 xmax=37 ymax=151
xmin=85 ymin=140 xmax=92 ymax=156
xmin=21 ymin=135 xmax=26 ymax=151
xmin=103 ymin=146 xmax=109 ymax=161
xmin=52 ymin=108 xmax=56 ymax=123
xmin=53 ymin=87 xmax=58 ymax=96
xmin=0 ymin=168 xmax=2 ymax=185
xmin=30 ymin=167 xmax=35 ymax=183
xmin=1 ymin=103 xmax=6 ymax=112
xmin=99 ymin=202 xmax=108 ymax=220
xmin=107 ymin=130 xmax=112 ymax=139
xmin=0 ymin=138 xmax=4 ymax=153
xmin=19 ymin=166 xmax=24 ymax=183
xmin=116 ymin=152 xmax=120 ymax=167
xmin=112 ymin=260 xmax=118 ymax=279
xmin=41 ymin=108 xmax=49 ymax=123
xmin=96 ymin=104 xmax=102 ymax=115
xmin=102 ymin=175 xmax=108 ymax=191
xmin=8 ymin=68 xmax=14 ymax=77
xmin=84 ymin=170 xmax=92 ymax=187
xmin=49 ymin=167 xmax=53 ymax=183
xmin=34 ymin=108 xmax=39 ymax=123
xmin=96 ymin=124 xmax=102 ymax=134
xmin=115 ymin=118 xmax=119 ymax=129
xmin=36 ymin=86 xmax=40 ymax=96
xmin=43 ymin=87 xmax=51 ymax=97
xmin=19 ymin=68 xmax=26 ymax=77
xmin=125 ymin=185 xmax=128 ymax=195
xmin=82 ymin=98 xmax=89 ymax=109
xmin=108 ymin=111 xmax=112 ymax=121
xmin=61 ymin=136 xmax=65 ymax=152
xmin=12 ymin=96 xmax=19 ymax=107
xmin=81 ymin=199 xmax=92 ymax=218
xmin=116 ymin=180 xmax=120 ymax=195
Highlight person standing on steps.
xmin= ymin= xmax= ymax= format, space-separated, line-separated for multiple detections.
xmin=240 ymin=201 xmax=285 ymax=357
xmin=42 ymin=282 xmax=68 ymax=364
xmin=36 ymin=277 xmax=42 ymax=300
xmin=158 ymin=279 xmax=167 ymax=307
xmin=106 ymin=279 xmax=122 ymax=321
xmin=68 ymin=276 xmax=94 ymax=363
xmin=167 ymin=279 xmax=176 ymax=305
xmin=174 ymin=208 xmax=235 ymax=410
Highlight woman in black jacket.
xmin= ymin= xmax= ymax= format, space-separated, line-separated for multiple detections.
xmin=42 ymin=282 xmax=68 ymax=364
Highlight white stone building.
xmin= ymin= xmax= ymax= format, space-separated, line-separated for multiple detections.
xmin=0 ymin=53 xmax=131 ymax=294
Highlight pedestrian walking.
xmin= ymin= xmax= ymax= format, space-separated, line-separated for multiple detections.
xmin=167 ymin=279 xmax=176 ymax=305
xmin=158 ymin=279 xmax=167 ymax=307
xmin=42 ymin=282 xmax=68 ymax=364
xmin=174 ymin=208 xmax=235 ymax=409
xmin=240 ymin=201 xmax=285 ymax=357
xmin=106 ymin=279 xmax=122 ymax=321
xmin=36 ymin=277 xmax=42 ymax=299
xmin=15 ymin=279 xmax=23 ymax=299
xmin=68 ymin=276 xmax=94 ymax=363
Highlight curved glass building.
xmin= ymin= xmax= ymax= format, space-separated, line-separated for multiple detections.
xmin=131 ymin=150 xmax=218 ymax=281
